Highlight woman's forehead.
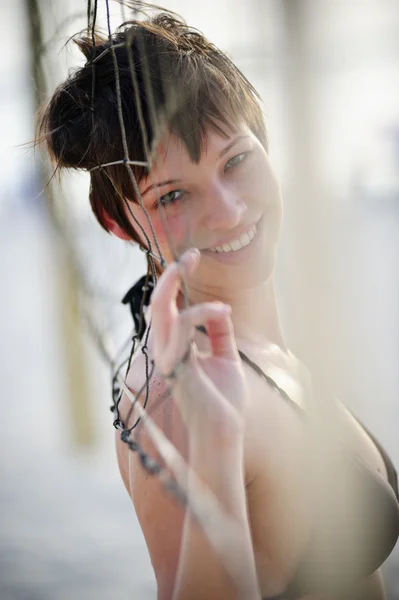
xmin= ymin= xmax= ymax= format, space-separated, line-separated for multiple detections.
xmin=150 ymin=123 xmax=252 ymax=172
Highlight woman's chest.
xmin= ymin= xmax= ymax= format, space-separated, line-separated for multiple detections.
xmin=241 ymin=350 xmax=389 ymax=490
xmin=241 ymin=356 xmax=391 ymax=597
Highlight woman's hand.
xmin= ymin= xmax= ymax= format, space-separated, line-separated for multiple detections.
xmin=151 ymin=249 xmax=260 ymax=600
xmin=151 ymin=248 xmax=248 ymax=439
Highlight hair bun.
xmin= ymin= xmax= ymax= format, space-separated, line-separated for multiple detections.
xmin=37 ymin=35 xmax=111 ymax=170
xmin=75 ymin=36 xmax=100 ymax=63
xmin=45 ymin=83 xmax=93 ymax=169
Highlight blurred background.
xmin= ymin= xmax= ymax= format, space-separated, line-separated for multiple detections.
xmin=1 ymin=0 xmax=399 ymax=598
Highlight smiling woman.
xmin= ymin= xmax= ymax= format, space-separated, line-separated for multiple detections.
xmin=119 ymin=126 xmax=281 ymax=289
xmin=36 ymin=4 xmax=399 ymax=600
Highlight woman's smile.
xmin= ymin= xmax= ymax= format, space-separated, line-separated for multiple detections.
xmin=201 ymin=219 xmax=262 ymax=264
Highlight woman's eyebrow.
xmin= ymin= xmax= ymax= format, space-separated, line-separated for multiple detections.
xmin=219 ymin=135 xmax=250 ymax=158
xmin=140 ymin=135 xmax=249 ymax=197
xmin=141 ymin=178 xmax=181 ymax=198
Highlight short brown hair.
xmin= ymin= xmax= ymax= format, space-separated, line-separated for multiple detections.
xmin=37 ymin=11 xmax=268 ymax=242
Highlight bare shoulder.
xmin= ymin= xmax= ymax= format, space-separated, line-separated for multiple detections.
xmin=114 ymin=338 xmax=189 ymax=485
xmin=114 ymin=345 xmax=189 ymax=596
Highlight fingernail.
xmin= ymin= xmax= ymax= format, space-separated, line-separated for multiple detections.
xmin=220 ymin=304 xmax=231 ymax=315
xmin=189 ymin=247 xmax=200 ymax=261
xmin=215 ymin=302 xmax=231 ymax=313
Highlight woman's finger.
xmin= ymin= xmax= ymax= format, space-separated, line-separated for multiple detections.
xmin=206 ymin=307 xmax=239 ymax=360
xmin=158 ymin=302 xmax=230 ymax=376
xmin=151 ymin=248 xmax=200 ymax=352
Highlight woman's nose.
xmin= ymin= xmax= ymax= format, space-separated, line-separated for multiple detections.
xmin=202 ymin=185 xmax=247 ymax=231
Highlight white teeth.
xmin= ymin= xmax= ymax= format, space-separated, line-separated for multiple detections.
xmin=208 ymin=224 xmax=257 ymax=253
xmin=230 ymin=239 xmax=242 ymax=251
xmin=239 ymin=232 xmax=251 ymax=246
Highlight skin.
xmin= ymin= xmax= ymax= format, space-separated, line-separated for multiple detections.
xmin=111 ymin=124 xmax=388 ymax=599
xmin=111 ymin=124 xmax=286 ymax=348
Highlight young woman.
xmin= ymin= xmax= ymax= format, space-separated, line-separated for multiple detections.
xmin=37 ymin=10 xmax=399 ymax=600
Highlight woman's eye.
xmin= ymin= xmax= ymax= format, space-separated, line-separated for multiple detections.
xmin=155 ymin=190 xmax=184 ymax=209
xmin=225 ymin=151 xmax=250 ymax=171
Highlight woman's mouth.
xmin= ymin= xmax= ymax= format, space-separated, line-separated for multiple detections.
xmin=200 ymin=221 xmax=260 ymax=263
xmin=206 ymin=223 xmax=257 ymax=254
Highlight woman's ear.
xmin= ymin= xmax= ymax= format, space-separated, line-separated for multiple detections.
xmin=101 ymin=210 xmax=131 ymax=241
xmin=107 ymin=220 xmax=132 ymax=241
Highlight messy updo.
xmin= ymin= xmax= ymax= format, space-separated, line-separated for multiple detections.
xmin=37 ymin=11 xmax=267 ymax=242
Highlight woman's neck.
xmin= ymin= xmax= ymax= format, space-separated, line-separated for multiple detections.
xmin=186 ymin=274 xmax=287 ymax=354
xmin=230 ymin=276 xmax=287 ymax=353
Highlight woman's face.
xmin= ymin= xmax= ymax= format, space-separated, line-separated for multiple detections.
xmin=128 ymin=123 xmax=283 ymax=296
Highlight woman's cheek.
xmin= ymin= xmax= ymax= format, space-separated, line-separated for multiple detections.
xmin=151 ymin=212 xmax=190 ymax=257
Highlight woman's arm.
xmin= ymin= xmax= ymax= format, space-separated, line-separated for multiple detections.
xmin=124 ymin=416 xmax=260 ymax=600
xmin=126 ymin=249 xmax=261 ymax=600
xmin=171 ymin=420 xmax=259 ymax=600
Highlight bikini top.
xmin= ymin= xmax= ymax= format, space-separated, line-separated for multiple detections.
xmin=123 ymin=276 xmax=399 ymax=599
xmin=240 ymin=353 xmax=399 ymax=599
